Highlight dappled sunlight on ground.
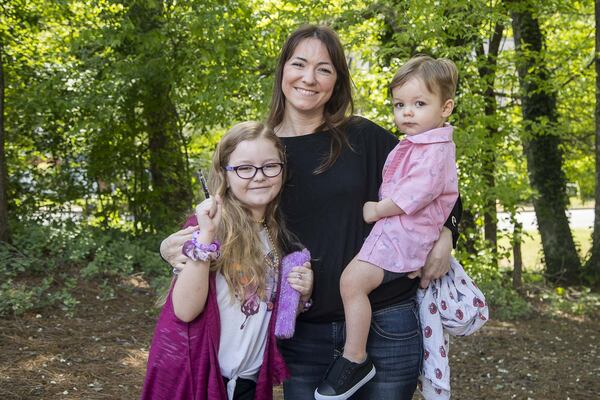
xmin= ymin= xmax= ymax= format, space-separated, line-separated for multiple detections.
xmin=120 ymin=348 xmax=149 ymax=368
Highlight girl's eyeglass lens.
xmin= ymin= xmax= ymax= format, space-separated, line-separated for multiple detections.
xmin=224 ymin=163 xmax=284 ymax=179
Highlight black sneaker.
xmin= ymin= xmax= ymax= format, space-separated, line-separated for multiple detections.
xmin=314 ymin=355 xmax=376 ymax=400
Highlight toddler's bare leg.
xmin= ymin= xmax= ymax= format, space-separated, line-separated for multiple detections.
xmin=340 ymin=257 xmax=384 ymax=363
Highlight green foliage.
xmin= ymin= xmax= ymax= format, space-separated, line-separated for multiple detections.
xmin=0 ymin=219 xmax=168 ymax=317
xmin=1 ymin=1 xmax=597 ymax=315
xmin=4 ymin=0 xmax=594 ymax=229
xmin=480 ymin=281 xmax=533 ymax=320
xmin=79 ymin=235 xmax=165 ymax=280
xmin=0 ymin=277 xmax=52 ymax=316
xmin=459 ymin=252 xmax=533 ymax=320
xmin=542 ymin=286 xmax=600 ymax=317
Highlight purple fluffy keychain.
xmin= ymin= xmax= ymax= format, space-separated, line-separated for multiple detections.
xmin=275 ymin=248 xmax=311 ymax=339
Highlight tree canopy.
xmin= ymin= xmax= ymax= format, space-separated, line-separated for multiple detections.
xmin=1 ymin=0 xmax=596 ymax=284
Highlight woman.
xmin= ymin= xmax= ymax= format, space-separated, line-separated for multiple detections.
xmin=268 ymin=25 xmax=461 ymax=400
xmin=161 ymin=25 xmax=461 ymax=400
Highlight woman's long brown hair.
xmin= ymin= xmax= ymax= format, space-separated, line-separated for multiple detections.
xmin=267 ymin=25 xmax=354 ymax=174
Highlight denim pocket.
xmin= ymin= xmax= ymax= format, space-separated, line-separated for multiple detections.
xmin=370 ymin=301 xmax=420 ymax=341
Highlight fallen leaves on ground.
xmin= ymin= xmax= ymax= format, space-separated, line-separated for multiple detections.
xmin=0 ymin=282 xmax=598 ymax=399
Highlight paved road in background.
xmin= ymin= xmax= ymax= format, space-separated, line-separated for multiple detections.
xmin=498 ymin=208 xmax=594 ymax=231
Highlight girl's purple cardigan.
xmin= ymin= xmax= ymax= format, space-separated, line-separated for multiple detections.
xmin=140 ymin=271 xmax=290 ymax=400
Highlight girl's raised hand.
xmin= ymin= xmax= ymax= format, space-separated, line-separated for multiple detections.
xmin=194 ymin=195 xmax=222 ymax=242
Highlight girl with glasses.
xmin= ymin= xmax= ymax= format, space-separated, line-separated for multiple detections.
xmin=141 ymin=121 xmax=313 ymax=400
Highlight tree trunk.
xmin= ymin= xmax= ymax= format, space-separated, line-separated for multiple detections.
xmin=129 ymin=1 xmax=192 ymax=230
xmin=144 ymin=83 xmax=191 ymax=228
xmin=586 ymin=0 xmax=600 ymax=280
xmin=0 ymin=41 xmax=10 ymax=243
xmin=478 ymin=22 xmax=505 ymax=266
xmin=460 ymin=209 xmax=478 ymax=255
xmin=439 ymin=4 xmax=503 ymax=260
xmin=512 ymin=220 xmax=523 ymax=290
xmin=510 ymin=1 xmax=581 ymax=284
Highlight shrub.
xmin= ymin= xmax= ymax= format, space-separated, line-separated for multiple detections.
xmin=0 ymin=219 xmax=169 ymax=317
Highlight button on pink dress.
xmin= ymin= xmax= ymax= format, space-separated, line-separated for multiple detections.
xmin=357 ymin=125 xmax=458 ymax=273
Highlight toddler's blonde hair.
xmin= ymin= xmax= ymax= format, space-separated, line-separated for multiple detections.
xmin=389 ymin=55 xmax=458 ymax=101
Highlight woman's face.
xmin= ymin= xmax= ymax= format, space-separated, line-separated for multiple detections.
xmin=281 ymin=38 xmax=337 ymax=117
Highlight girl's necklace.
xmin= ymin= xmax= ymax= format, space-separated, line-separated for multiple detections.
xmin=261 ymin=219 xmax=280 ymax=267
xmin=239 ymin=218 xmax=281 ymax=328
xmin=262 ymin=219 xmax=280 ymax=314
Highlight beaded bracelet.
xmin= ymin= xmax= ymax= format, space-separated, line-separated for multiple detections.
xmin=300 ymin=298 xmax=313 ymax=313
xmin=182 ymin=230 xmax=221 ymax=262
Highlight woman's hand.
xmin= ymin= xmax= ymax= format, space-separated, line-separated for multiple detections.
xmin=288 ymin=261 xmax=313 ymax=301
xmin=160 ymin=226 xmax=196 ymax=270
xmin=408 ymin=227 xmax=452 ymax=288
xmin=159 ymin=196 xmax=222 ymax=272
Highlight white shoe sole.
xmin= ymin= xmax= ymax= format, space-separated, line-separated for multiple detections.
xmin=313 ymin=365 xmax=376 ymax=400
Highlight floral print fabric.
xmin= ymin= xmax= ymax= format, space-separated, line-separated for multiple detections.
xmin=417 ymin=257 xmax=489 ymax=399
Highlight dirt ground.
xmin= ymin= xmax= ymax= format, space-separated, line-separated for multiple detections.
xmin=0 ymin=281 xmax=598 ymax=400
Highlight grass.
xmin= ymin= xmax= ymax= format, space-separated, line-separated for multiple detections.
xmin=569 ymin=197 xmax=595 ymax=209
xmin=499 ymin=228 xmax=592 ymax=271
xmin=499 ymin=198 xmax=594 ymax=212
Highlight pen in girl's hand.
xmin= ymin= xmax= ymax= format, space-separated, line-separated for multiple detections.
xmin=197 ymin=169 xmax=210 ymax=199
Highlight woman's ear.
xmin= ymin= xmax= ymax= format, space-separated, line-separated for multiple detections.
xmin=441 ymin=98 xmax=454 ymax=118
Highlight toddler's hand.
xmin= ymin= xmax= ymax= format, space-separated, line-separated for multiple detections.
xmin=363 ymin=201 xmax=379 ymax=223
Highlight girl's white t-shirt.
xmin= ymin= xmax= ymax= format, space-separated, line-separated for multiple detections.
xmin=216 ymin=229 xmax=277 ymax=399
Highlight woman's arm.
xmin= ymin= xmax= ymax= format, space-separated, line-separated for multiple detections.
xmin=443 ymin=194 xmax=462 ymax=248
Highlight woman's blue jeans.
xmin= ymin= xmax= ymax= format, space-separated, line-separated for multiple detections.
xmin=279 ymin=299 xmax=423 ymax=400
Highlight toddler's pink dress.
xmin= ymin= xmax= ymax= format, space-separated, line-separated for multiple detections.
xmin=357 ymin=125 xmax=458 ymax=273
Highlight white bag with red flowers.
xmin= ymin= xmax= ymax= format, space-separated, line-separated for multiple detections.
xmin=417 ymin=256 xmax=489 ymax=400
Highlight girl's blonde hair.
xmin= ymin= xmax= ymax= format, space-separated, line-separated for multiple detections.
xmin=389 ymin=55 xmax=458 ymax=101
xmin=208 ymin=121 xmax=288 ymax=301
